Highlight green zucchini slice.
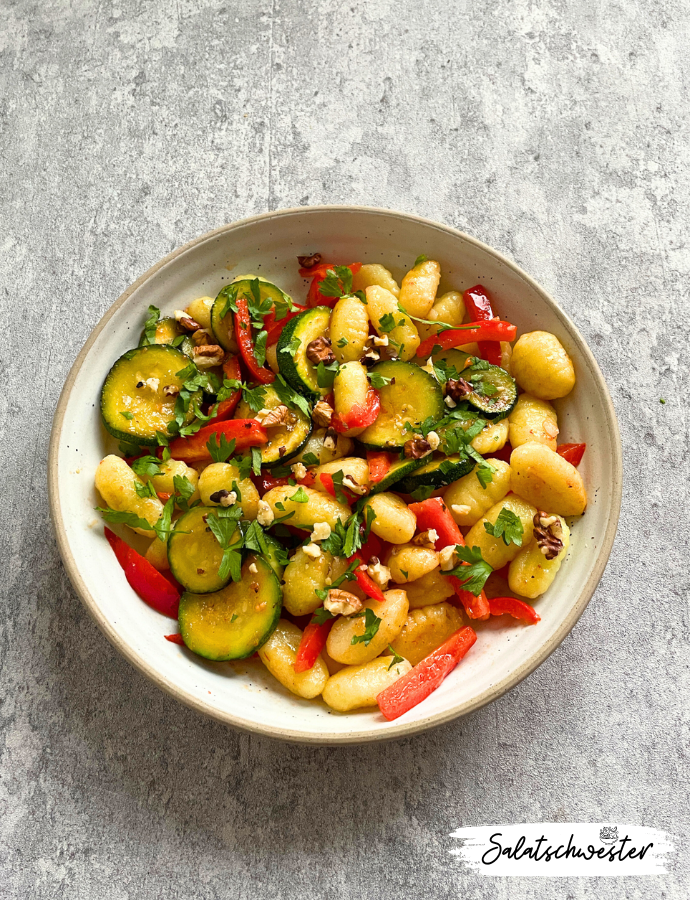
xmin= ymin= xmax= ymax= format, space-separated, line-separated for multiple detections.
xmin=211 ymin=276 xmax=292 ymax=352
xmin=358 ymin=361 xmax=444 ymax=449
xmin=398 ymin=455 xmax=475 ymax=493
xmin=178 ymin=554 xmax=282 ymax=661
xmin=140 ymin=317 xmax=194 ymax=357
xmin=367 ymin=456 xmax=427 ymax=495
xmin=236 ymin=385 xmax=312 ymax=467
xmin=431 ymin=347 xmax=471 ymax=375
xmin=100 ymin=345 xmax=200 ymax=446
xmin=276 ymin=306 xmax=332 ymax=401
xmin=464 ymin=363 xmax=517 ymax=420
xmin=168 ymin=506 xmax=237 ymax=594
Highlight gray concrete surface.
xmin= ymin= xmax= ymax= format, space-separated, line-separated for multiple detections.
xmin=1 ymin=0 xmax=688 ymax=897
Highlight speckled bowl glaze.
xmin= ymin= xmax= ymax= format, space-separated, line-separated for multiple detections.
xmin=49 ymin=206 xmax=622 ymax=744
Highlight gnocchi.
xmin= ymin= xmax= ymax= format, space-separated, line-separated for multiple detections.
xmin=443 ymin=458 xmax=512 ymax=527
xmin=511 ymin=331 xmax=576 ymax=399
xmin=327 ymin=589 xmax=409 ymax=665
xmin=365 ymin=285 xmax=421 ymax=361
xmin=390 ymin=602 xmax=464 ymax=667
xmin=322 ymin=656 xmax=412 ymax=712
xmin=510 ymin=442 xmax=587 ymax=517
xmin=398 ymin=258 xmax=441 ymax=318
xmin=363 ymin=492 xmax=417 ymax=544
xmin=259 ymin=620 xmax=329 ymax=699
xmin=509 ymin=516 xmax=570 ymax=598
xmin=509 ymin=394 xmax=559 ymax=450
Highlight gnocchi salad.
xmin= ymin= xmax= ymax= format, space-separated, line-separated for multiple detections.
xmin=95 ymin=255 xmax=587 ymax=720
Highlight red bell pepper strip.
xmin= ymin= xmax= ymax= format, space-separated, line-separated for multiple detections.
xmin=488 ymin=596 xmax=541 ymax=625
xmin=168 ymin=419 xmax=267 ymax=463
xmin=104 ymin=528 xmax=180 ymax=619
xmin=331 ymin=388 xmax=381 ymax=433
xmin=206 ymin=355 xmax=242 ymax=424
xmin=165 ymin=633 xmax=185 ymax=645
xmin=234 ymin=295 xmax=275 ymax=384
xmin=319 ymin=472 xmax=337 ymax=499
xmin=294 ymin=618 xmax=335 ymax=673
xmin=416 ymin=320 xmax=517 ymax=360
xmin=557 ymin=443 xmax=586 ymax=467
xmin=376 ymin=626 xmax=478 ymax=721
xmin=265 ymin=305 xmax=307 ymax=346
xmin=352 ymin=554 xmax=386 ymax=602
xmin=302 ymin=262 xmax=363 ymax=308
xmin=463 ymin=284 xmax=503 ymax=366
xmin=156 ymin=492 xmax=172 ymax=503
xmin=358 ymin=531 xmax=383 ymax=564
xmin=407 ymin=498 xmax=491 ymax=620
xmin=367 ymin=451 xmax=395 ymax=484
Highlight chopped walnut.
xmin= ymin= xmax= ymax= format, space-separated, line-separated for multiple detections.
xmin=342 ymin=474 xmax=367 ymax=496
xmin=543 ymin=418 xmax=559 ymax=439
xmin=313 ymin=401 xmax=334 ymax=427
xmin=426 ymin=431 xmax=440 ymax=451
xmin=248 ymin=562 xmax=258 ymax=575
xmin=310 ymin=521 xmax=332 ymax=543
xmin=439 ymin=545 xmax=457 ymax=571
xmin=163 ymin=384 xmax=180 ymax=397
xmin=451 ymin=503 xmax=471 ymax=517
xmin=446 ymin=378 xmax=474 ymax=402
xmin=323 ymin=427 xmax=337 ymax=450
xmin=291 ymin=462 xmax=308 ymax=480
xmin=403 ymin=437 xmax=432 ymax=459
xmin=297 ymin=253 xmax=322 ymax=269
xmin=444 ymin=395 xmax=457 ymax=409
xmin=366 ymin=559 xmax=391 ymax=589
xmin=413 ymin=529 xmax=439 ymax=549
xmin=210 ymin=489 xmax=236 ymax=507
xmin=324 ymin=589 xmax=363 ymax=617
xmin=257 ymin=500 xmax=274 ymax=527
xmin=192 ymin=344 xmax=225 ymax=368
xmin=533 ymin=511 xmax=564 ymax=560
xmin=144 ymin=377 xmax=160 ymax=392
xmin=258 ymin=405 xmax=290 ymax=428
xmin=180 ymin=315 xmax=201 ymax=332
xmin=191 ymin=328 xmax=212 ymax=346
xmin=372 ymin=335 xmax=389 ymax=347
xmin=302 ymin=542 xmax=322 ymax=559
xmin=306 ymin=336 xmax=335 ymax=366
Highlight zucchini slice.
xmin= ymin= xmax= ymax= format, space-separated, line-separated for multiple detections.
xmin=276 ymin=306 xmax=332 ymax=401
xmin=211 ymin=276 xmax=292 ymax=352
xmin=464 ymin=363 xmax=517 ymax=420
xmin=178 ymin=554 xmax=282 ymax=661
xmin=431 ymin=347 xmax=471 ymax=375
xmin=168 ymin=506 xmax=237 ymax=594
xmin=236 ymin=385 xmax=311 ymax=467
xmin=398 ymin=454 xmax=475 ymax=493
xmin=358 ymin=361 xmax=444 ymax=449
xmin=140 ymin=317 xmax=194 ymax=357
xmin=367 ymin=456 xmax=427 ymax=495
xmin=101 ymin=345 xmax=200 ymax=446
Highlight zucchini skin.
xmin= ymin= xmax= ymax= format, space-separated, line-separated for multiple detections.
xmin=167 ymin=506 xmax=232 ymax=594
xmin=465 ymin=364 xmax=517 ymax=421
xmin=367 ymin=456 xmax=427 ymax=495
xmin=211 ymin=277 xmax=293 ymax=352
xmin=100 ymin=344 xmax=199 ymax=446
xmin=236 ymin=385 xmax=312 ymax=468
xmin=178 ymin=555 xmax=282 ymax=661
xmin=276 ymin=306 xmax=332 ymax=402
xmin=398 ymin=455 xmax=475 ymax=493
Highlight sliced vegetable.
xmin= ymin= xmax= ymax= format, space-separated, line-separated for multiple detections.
xmin=463 ymin=362 xmax=517 ymax=420
xmin=211 ymin=277 xmax=291 ymax=353
xmin=167 ymin=506 xmax=235 ymax=594
xmin=376 ymin=626 xmax=477 ymax=720
xmin=416 ymin=320 xmax=517 ymax=359
xmin=367 ymin=451 xmax=395 ymax=484
xmin=234 ymin=296 xmax=275 ymax=384
xmin=206 ymin=355 xmax=242 ymax=424
xmin=302 ymin=262 xmax=362 ymax=308
xmin=331 ymin=388 xmax=381 ymax=433
xmin=367 ymin=456 xmax=427 ymax=495
xmin=294 ymin=617 xmax=335 ymax=673
xmin=463 ymin=284 xmax=502 ymax=366
xmin=557 ymin=443 xmax=586 ymax=467
xmin=276 ymin=306 xmax=332 ymax=401
xmin=236 ymin=384 xmax=312 ymax=467
xmin=164 ymin=633 xmax=185 ymax=644
xmin=178 ymin=555 xmax=282 ymax=660
xmin=104 ymin=527 xmax=180 ymax=618
xmin=358 ymin=361 xmax=444 ymax=449
xmin=488 ymin=596 xmax=541 ymax=624
xmin=398 ymin=455 xmax=475 ymax=494
xmin=354 ymin=560 xmax=386 ymax=602
xmin=101 ymin=345 xmax=200 ymax=446
xmin=168 ymin=419 xmax=267 ymax=464
xmin=265 ymin=304 xmax=307 ymax=346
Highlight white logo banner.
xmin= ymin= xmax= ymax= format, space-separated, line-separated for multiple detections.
xmin=449 ymin=823 xmax=674 ymax=877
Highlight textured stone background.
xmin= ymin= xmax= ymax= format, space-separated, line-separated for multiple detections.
xmin=1 ymin=0 xmax=688 ymax=897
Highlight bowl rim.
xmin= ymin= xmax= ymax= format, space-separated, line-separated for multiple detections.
xmin=48 ymin=204 xmax=623 ymax=744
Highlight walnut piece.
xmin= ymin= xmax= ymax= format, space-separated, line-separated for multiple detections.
xmin=297 ymin=253 xmax=322 ymax=269
xmin=342 ymin=475 xmax=367 ymax=496
xmin=322 ymin=427 xmax=338 ymax=450
xmin=312 ymin=401 xmax=334 ymax=427
xmin=192 ymin=344 xmax=225 ymax=369
xmin=291 ymin=462 xmax=308 ymax=481
xmin=306 ymin=336 xmax=335 ymax=366
xmin=210 ymin=489 xmax=237 ymax=508
xmin=366 ymin=559 xmax=391 ymax=589
xmin=324 ymin=589 xmax=364 ymax=617
xmin=403 ymin=437 xmax=432 ymax=459
xmin=257 ymin=500 xmax=275 ymax=527
xmin=445 ymin=377 xmax=474 ymax=402
xmin=533 ymin=511 xmax=564 ymax=560
xmin=310 ymin=522 xmax=332 ymax=543
xmin=258 ymin=405 xmax=290 ymax=428
xmin=302 ymin=542 xmax=322 ymax=559
xmin=413 ymin=529 xmax=439 ymax=549
xmin=439 ymin=545 xmax=457 ymax=571
xmin=163 ymin=384 xmax=180 ymax=397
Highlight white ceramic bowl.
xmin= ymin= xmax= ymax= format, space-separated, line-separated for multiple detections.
xmin=49 ymin=206 xmax=622 ymax=744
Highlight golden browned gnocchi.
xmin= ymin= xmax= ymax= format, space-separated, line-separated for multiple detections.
xmin=510 ymin=442 xmax=587 ymax=516
xmin=403 ymin=568 xmax=456 ymax=608
xmin=385 ymin=543 xmax=439 ymax=584
xmin=262 ymin=485 xmax=350 ymax=530
xmin=198 ymin=462 xmax=259 ymax=519
xmin=363 ymin=492 xmax=417 ymax=544
xmin=322 ymin=656 xmax=413 ymax=712
xmin=390 ymin=602 xmax=464 ymax=666
xmin=333 ymin=361 xmax=371 ymax=437
xmin=365 ymin=285 xmax=421 ymax=361
xmin=509 ymin=395 xmax=559 ymax=450
xmin=351 ymin=262 xmax=401 ymax=298
xmin=508 ymin=515 xmax=570 ymax=598
xmin=511 ymin=331 xmax=576 ymax=399
xmin=464 ymin=495 xmax=538 ymax=569
xmin=95 ymin=455 xmax=163 ymax=535
xmin=443 ymin=459 xmax=512 ymax=527
xmin=327 ymin=589 xmax=409 ymax=665
xmin=398 ymin=258 xmax=441 ymax=318
xmin=416 ymin=291 xmax=466 ymax=341
xmin=330 ymin=295 xmax=370 ymax=363
xmin=258 ymin=620 xmax=329 ymax=699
